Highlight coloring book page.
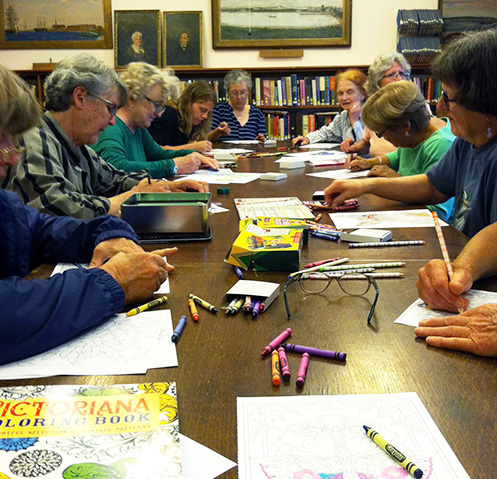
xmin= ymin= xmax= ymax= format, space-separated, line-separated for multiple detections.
xmin=237 ymin=393 xmax=469 ymax=479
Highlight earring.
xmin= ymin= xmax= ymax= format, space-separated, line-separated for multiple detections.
xmin=405 ymin=130 xmax=410 ymax=136
xmin=488 ymin=126 xmax=493 ymax=139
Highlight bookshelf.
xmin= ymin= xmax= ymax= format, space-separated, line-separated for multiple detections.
xmin=16 ymin=65 xmax=440 ymax=139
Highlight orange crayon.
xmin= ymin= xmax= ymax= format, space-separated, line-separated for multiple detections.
xmin=271 ymin=350 xmax=281 ymax=386
xmin=188 ymin=298 xmax=199 ymax=321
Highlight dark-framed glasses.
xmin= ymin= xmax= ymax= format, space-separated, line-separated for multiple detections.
xmin=382 ymin=71 xmax=410 ymax=80
xmin=375 ymin=128 xmax=388 ymax=139
xmin=145 ymin=96 xmax=167 ymax=114
xmin=283 ymin=271 xmax=379 ymax=323
xmin=87 ymin=91 xmax=118 ymax=118
xmin=441 ymin=90 xmax=458 ymax=110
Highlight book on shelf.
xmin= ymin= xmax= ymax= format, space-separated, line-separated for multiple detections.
xmin=0 ymin=382 xmax=181 ymax=479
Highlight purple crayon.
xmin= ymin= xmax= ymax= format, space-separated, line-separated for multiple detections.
xmin=261 ymin=328 xmax=292 ymax=356
xmin=278 ymin=346 xmax=291 ymax=380
xmin=296 ymin=353 xmax=309 ymax=388
xmin=252 ymin=299 xmax=261 ymax=319
xmin=284 ymin=343 xmax=346 ymax=362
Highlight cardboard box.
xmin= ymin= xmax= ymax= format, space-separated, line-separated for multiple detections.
xmin=340 ymin=228 xmax=392 ymax=243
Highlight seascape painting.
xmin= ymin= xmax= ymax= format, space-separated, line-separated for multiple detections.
xmin=0 ymin=0 xmax=112 ymax=49
xmin=212 ymin=0 xmax=351 ymax=48
xmin=439 ymin=0 xmax=497 ymax=42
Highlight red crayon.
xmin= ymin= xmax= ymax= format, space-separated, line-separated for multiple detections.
xmin=332 ymin=205 xmax=358 ymax=212
xmin=296 ymin=353 xmax=309 ymax=388
xmin=261 ymin=328 xmax=292 ymax=356
xmin=278 ymin=346 xmax=291 ymax=380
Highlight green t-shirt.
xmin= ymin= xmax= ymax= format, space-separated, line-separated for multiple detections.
xmin=92 ymin=117 xmax=193 ymax=178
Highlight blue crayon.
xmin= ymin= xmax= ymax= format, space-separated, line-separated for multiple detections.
xmin=171 ymin=315 xmax=187 ymax=343
xmin=233 ymin=265 xmax=245 ymax=279
xmin=311 ymin=231 xmax=340 ymax=242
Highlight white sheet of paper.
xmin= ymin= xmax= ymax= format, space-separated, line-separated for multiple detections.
xmin=52 ymin=262 xmax=170 ymax=294
xmin=237 ymin=393 xmax=469 ymax=479
xmin=209 ymin=203 xmax=230 ymax=214
xmin=0 ymin=310 xmax=177 ymax=379
xmin=210 ymin=147 xmax=252 ymax=154
xmin=234 ymin=197 xmax=314 ymax=220
xmin=307 ymin=168 xmax=369 ymax=179
xmin=298 ymin=142 xmax=340 ymax=149
xmin=179 ymin=434 xmax=236 ymax=479
xmin=329 ymin=208 xmax=448 ymax=229
xmin=394 ymin=289 xmax=497 ymax=327
xmin=176 ymin=169 xmax=261 ymax=185
xmin=222 ymin=140 xmax=261 ymax=145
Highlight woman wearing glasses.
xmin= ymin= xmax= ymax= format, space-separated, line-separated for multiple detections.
xmin=341 ymin=52 xmax=412 ymax=157
xmin=325 ymin=28 xmax=497 ymax=240
xmin=93 ymin=63 xmax=218 ymax=178
xmin=148 ymin=81 xmax=228 ymax=153
xmin=210 ymin=69 xmax=267 ymax=142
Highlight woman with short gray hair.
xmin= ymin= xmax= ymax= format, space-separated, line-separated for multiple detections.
xmin=210 ymin=69 xmax=266 ymax=141
xmin=364 ymin=52 xmax=411 ymax=97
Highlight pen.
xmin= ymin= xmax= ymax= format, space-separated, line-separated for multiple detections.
xmin=261 ymin=328 xmax=292 ymax=356
xmin=319 ymin=262 xmax=405 ymax=272
xmin=126 ymin=296 xmax=167 ymax=317
xmin=188 ymin=298 xmax=199 ymax=321
xmin=145 ymin=168 xmax=151 ymax=185
xmin=189 ymin=294 xmax=218 ymax=313
xmin=283 ymin=343 xmax=346 ymax=361
xmin=363 ymin=426 xmax=423 ymax=478
xmin=171 ymin=315 xmax=187 ymax=343
xmin=294 ymin=139 xmax=303 ymax=147
xmin=431 ymin=211 xmax=454 ymax=279
xmin=349 ymin=240 xmax=426 ymax=248
xmin=296 ymin=353 xmax=309 ymax=388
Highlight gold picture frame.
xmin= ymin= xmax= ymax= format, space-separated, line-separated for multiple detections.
xmin=0 ymin=0 xmax=112 ymax=50
xmin=212 ymin=0 xmax=351 ymax=49
xmin=163 ymin=11 xmax=203 ymax=69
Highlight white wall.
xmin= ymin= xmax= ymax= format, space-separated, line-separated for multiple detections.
xmin=0 ymin=0 xmax=438 ymax=71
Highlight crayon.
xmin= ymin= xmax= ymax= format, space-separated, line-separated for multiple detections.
xmin=271 ymin=350 xmax=281 ymax=386
xmin=244 ymin=296 xmax=252 ymax=313
xmin=278 ymin=346 xmax=291 ymax=380
xmin=229 ymin=297 xmax=244 ymax=315
xmin=126 ymin=296 xmax=167 ymax=317
xmin=259 ymin=300 xmax=266 ymax=312
xmin=261 ymin=328 xmax=292 ymax=356
xmin=171 ymin=315 xmax=187 ymax=343
xmin=252 ymin=299 xmax=261 ymax=319
xmin=188 ymin=298 xmax=199 ymax=321
xmin=284 ymin=343 xmax=346 ymax=361
xmin=296 ymin=353 xmax=309 ymax=388
xmin=363 ymin=426 xmax=423 ymax=478
xmin=233 ymin=265 xmax=245 ymax=280
xmin=314 ymin=213 xmax=323 ymax=222
xmin=189 ymin=294 xmax=218 ymax=313
xmin=311 ymin=231 xmax=340 ymax=242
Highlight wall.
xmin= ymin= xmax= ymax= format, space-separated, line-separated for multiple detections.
xmin=1 ymin=0 xmax=438 ymax=71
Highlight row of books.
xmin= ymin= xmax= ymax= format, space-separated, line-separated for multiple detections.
xmin=179 ymin=79 xmax=229 ymax=103
xmin=397 ymin=9 xmax=443 ymax=35
xmin=411 ymin=76 xmax=442 ymax=104
xmin=397 ymin=36 xmax=442 ymax=65
xmin=264 ymin=111 xmax=338 ymax=140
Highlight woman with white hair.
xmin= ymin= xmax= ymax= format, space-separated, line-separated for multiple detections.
xmin=126 ymin=31 xmax=146 ymax=62
xmin=93 ymin=62 xmax=218 ymax=178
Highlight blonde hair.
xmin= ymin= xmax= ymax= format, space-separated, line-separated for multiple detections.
xmin=177 ymin=81 xmax=216 ymax=141
xmin=361 ymin=81 xmax=429 ymax=134
xmin=0 ymin=65 xmax=41 ymax=135
xmin=120 ymin=62 xmax=167 ymax=103
xmin=336 ymin=69 xmax=367 ymax=100
xmin=162 ymin=67 xmax=181 ymax=103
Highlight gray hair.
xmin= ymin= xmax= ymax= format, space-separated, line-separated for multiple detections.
xmin=44 ymin=53 xmax=128 ymax=112
xmin=120 ymin=62 xmax=167 ymax=102
xmin=223 ymin=69 xmax=252 ymax=92
xmin=131 ymin=31 xmax=142 ymax=41
xmin=361 ymin=81 xmax=430 ymax=134
xmin=365 ymin=53 xmax=411 ymax=96
xmin=162 ymin=67 xmax=181 ymax=102
xmin=432 ymin=28 xmax=497 ymax=116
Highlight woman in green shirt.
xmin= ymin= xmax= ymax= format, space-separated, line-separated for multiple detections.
xmin=93 ymin=62 xmax=218 ymax=178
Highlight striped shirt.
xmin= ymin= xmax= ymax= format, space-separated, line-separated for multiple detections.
xmin=2 ymin=112 xmax=146 ymax=219
xmin=211 ymin=101 xmax=267 ymax=141
xmin=306 ymin=109 xmax=364 ymax=144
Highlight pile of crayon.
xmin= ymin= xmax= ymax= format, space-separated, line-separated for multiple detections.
xmin=225 ymin=296 xmax=267 ymax=319
xmin=261 ymin=328 xmax=347 ymax=388
xmin=303 ymin=198 xmax=359 ymax=212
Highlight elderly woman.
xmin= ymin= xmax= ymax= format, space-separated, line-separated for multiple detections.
xmin=93 ymin=63 xmax=218 ymax=178
xmin=292 ymin=69 xmax=367 ymax=146
xmin=3 ymin=54 xmax=206 ymax=219
xmin=342 ymin=52 xmax=412 ymax=157
xmin=149 ymin=81 xmax=226 ymax=153
xmin=210 ymin=69 xmax=266 ymax=141
xmin=0 ymin=65 xmax=175 ymax=365
xmin=325 ymin=28 xmax=497 ymax=238
xmin=127 ymin=31 xmax=146 ymax=62
xmin=345 ymin=81 xmax=455 ymax=221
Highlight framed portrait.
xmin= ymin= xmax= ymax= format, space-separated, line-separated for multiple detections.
xmin=438 ymin=0 xmax=497 ymax=43
xmin=114 ymin=10 xmax=161 ymax=68
xmin=212 ymin=0 xmax=351 ymax=49
xmin=0 ymin=0 xmax=112 ymax=50
xmin=163 ymin=11 xmax=203 ymax=68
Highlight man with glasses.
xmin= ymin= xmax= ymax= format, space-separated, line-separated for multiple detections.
xmin=3 ymin=54 xmax=206 ymax=219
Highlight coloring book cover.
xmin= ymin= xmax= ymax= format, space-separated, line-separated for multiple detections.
xmin=0 ymin=382 xmax=181 ymax=479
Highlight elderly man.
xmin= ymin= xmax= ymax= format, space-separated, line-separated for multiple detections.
xmin=2 ymin=53 xmax=206 ymax=219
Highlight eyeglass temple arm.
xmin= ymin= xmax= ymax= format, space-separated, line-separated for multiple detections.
xmin=283 ymin=276 xmax=298 ymax=320
xmin=367 ymin=278 xmax=380 ymax=324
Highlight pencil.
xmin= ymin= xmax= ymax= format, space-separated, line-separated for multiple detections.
xmin=431 ymin=211 xmax=454 ymax=279
xmin=145 ymin=168 xmax=151 ymax=185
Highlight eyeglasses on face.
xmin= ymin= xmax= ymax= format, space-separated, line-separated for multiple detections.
xmin=87 ymin=91 xmax=118 ymax=118
xmin=375 ymin=128 xmax=388 ymax=139
xmin=382 ymin=71 xmax=410 ymax=80
xmin=145 ymin=96 xmax=167 ymax=114
xmin=228 ymin=89 xmax=249 ymax=98
xmin=283 ymin=271 xmax=379 ymax=323
xmin=441 ymin=90 xmax=458 ymax=110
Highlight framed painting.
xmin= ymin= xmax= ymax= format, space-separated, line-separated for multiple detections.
xmin=114 ymin=10 xmax=161 ymax=68
xmin=163 ymin=11 xmax=203 ymax=68
xmin=438 ymin=0 xmax=497 ymax=43
xmin=212 ymin=0 xmax=351 ymax=49
xmin=0 ymin=0 xmax=112 ymax=49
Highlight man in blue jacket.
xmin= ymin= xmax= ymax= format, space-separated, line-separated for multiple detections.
xmin=0 ymin=65 xmax=175 ymax=365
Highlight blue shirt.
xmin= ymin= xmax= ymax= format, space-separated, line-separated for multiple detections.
xmin=211 ymin=101 xmax=267 ymax=141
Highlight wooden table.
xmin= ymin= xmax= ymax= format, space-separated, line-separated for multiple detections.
xmin=7 ymin=143 xmax=496 ymax=478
